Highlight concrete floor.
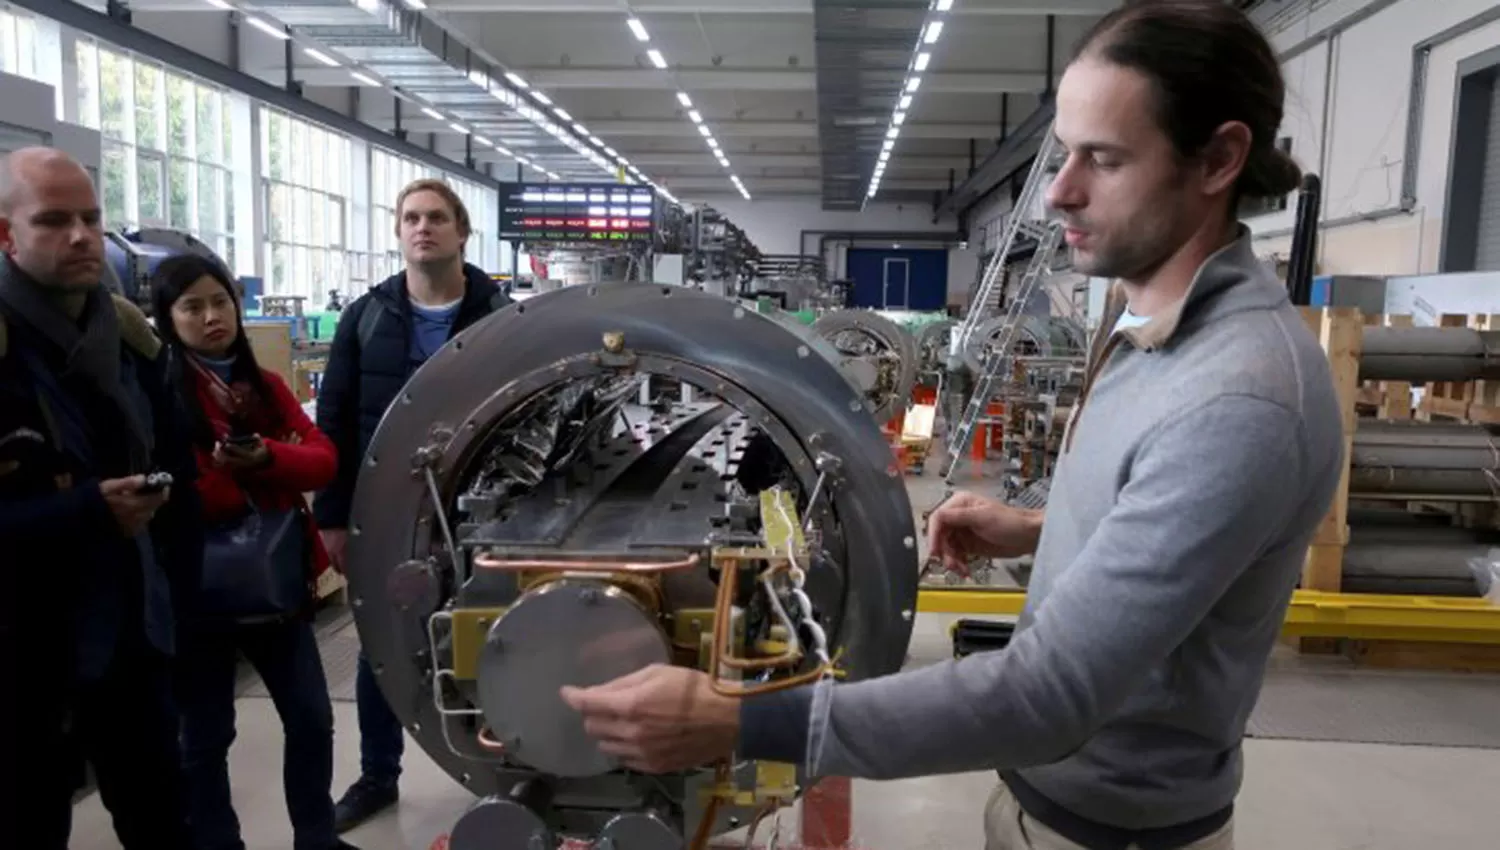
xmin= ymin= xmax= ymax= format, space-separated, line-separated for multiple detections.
xmin=69 ymin=467 xmax=1500 ymax=849
xmin=68 ymin=611 xmax=1500 ymax=850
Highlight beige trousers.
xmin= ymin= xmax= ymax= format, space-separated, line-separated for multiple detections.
xmin=982 ymin=783 xmax=1235 ymax=850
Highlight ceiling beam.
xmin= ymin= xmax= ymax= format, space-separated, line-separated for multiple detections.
xmin=422 ymin=0 xmax=1111 ymax=13
xmin=509 ymin=68 xmax=1048 ymax=93
xmin=567 ymin=118 xmax=1004 ymax=139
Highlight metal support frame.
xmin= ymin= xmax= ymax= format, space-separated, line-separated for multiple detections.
xmin=11 ymin=0 xmax=500 ymax=190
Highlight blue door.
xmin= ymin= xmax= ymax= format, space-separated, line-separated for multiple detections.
xmin=882 ymin=257 xmax=910 ymax=308
xmin=847 ymin=248 xmax=949 ymax=310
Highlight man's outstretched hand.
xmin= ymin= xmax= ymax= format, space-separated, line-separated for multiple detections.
xmin=560 ymin=664 xmax=741 ymax=773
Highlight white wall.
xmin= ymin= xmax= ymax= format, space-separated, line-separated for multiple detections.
xmin=697 ymin=197 xmax=953 ymax=256
xmin=694 ymin=195 xmax=975 ymax=307
xmin=1245 ymin=0 xmax=1500 ymax=276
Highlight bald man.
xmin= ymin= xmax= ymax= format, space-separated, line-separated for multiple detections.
xmin=0 ymin=147 xmax=200 ymax=849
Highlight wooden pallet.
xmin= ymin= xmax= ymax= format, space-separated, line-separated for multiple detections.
xmin=1296 ymin=308 xmax=1500 ymax=669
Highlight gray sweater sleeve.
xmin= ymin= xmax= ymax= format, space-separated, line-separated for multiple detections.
xmin=773 ymin=394 xmax=1306 ymax=780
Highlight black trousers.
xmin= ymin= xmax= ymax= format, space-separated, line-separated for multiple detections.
xmin=178 ymin=618 xmax=338 ymax=850
xmin=0 ymin=632 xmax=191 ymax=850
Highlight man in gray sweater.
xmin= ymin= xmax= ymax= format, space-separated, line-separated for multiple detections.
xmin=561 ymin=3 xmax=1343 ymax=849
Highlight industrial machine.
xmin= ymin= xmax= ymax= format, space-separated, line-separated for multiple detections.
xmin=345 ymin=284 xmax=919 ymax=850
xmin=808 ymin=309 xmax=920 ymax=424
xmin=103 ymin=226 xmax=234 ymax=312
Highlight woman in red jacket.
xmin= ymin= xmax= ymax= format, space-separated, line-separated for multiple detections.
xmin=150 ymin=255 xmax=356 ymax=850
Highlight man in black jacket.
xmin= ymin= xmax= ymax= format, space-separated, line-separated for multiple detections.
xmin=314 ymin=178 xmax=509 ymax=832
xmin=0 ymin=148 xmax=201 ymax=848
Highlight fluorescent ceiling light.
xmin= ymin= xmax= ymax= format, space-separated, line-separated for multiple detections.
xmin=495 ymin=144 xmax=513 ymax=156
xmin=924 ymin=21 xmax=944 ymax=44
xmin=914 ymin=52 xmax=931 ymax=72
xmin=204 ymin=0 xmax=233 ymax=10
xmin=402 ymin=0 xmax=428 ymax=9
xmin=879 ymin=151 xmax=889 ymax=162
xmin=688 ymin=110 xmax=703 ymax=124
xmin=935 ymin=0 xmax=954 ymax=10
xmin=627 ymin=18 xmax=650 ymax=41
xmin=893 ymin=111 xmax=907 ymax=125
xmin=899 ymin=94 xmax=913 ymax=110
xmin=350 ymin=71 xmax=380 ymax=86
xmin=554 ymin=108 xmax=572 ymax=121
xmin=354 ymin=0 xmax=378 ymax=11
xmin=246 ymin=17 xmax=288 ymax=40
xmin=906 ymin=77 xmax=922 ymax=93
xmin=698 ymin=125 xmax=711 ymax=137
xmin=604 ymin=146 xmax=618 ymax=157
xmin=474 ymin=136 xmax=494 ymax=147
xmin=505 ymin=72 xmax=528 ymax=89
xmin=533 ymin=92 xmax=552 ymax=106
xmin=572 ymin=122 xmax=588 ymax=134
xmin=677 ymin=92 xmax=692 ymax=107
xmin=647 ymin=49 xmax=668 ymax=69
xmin=514 ymin=155 xmax=531 ymax=165
xmin=422 ymin=107 xmax=443 ymax=120
xmin=304 ymin=48 xmax=339 ymax=67
xmin=887 ymin=127 xmax=900 ymax=140
xmin=707 ymin=138 xmax=719 ymax=149
xmin=449 ymin=123 xmax=470 ymax=134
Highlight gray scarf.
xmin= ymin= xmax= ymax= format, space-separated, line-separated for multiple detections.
xmin=0 ymin=255 xmax=154 ymax=473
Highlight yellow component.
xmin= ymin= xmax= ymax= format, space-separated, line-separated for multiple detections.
xmin=449 ymin=606 xmax=507 ymax=680
xmin=703 ymin=760 xmax=800 ymax=807
xmin=915 ymin=588 xmax=1500 ymax=644
xmin=672 ymin=608 xmax=717 ymax=647
xmin=755 ymin=639 xmax=790 ymax=656
xmin=759 ymin=489 xmax=807 ymax=557
xmin=754 ymin=760 xmax=799 ymax=800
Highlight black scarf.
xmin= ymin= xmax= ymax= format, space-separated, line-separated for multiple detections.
xmin=0 ymin=255 xmax=154 ymax=473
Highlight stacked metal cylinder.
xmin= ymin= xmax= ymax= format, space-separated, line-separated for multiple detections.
xmin=1346 ymin=324 xmax=1500 ymax=596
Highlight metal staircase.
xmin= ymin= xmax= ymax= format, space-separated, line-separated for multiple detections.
xmin=940 ymin=129 xmax=1067 ymax=484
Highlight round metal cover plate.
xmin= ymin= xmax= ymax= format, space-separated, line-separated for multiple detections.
xmin=598 ymin=810 xmax=683 ymax=850
xmin=476 ymin=579 xmax=671 ymax=778
xmin=449 ymin=795 xmax=553 ymax=850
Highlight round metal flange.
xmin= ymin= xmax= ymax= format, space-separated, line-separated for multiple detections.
xmin=346 ymin=283 xmax=918 ymax=799
xmin=596 ymin=809 xmax=683 ymax=850
xmin=476 ymin=579 xmax=671 ymax=778
xmin=961 ymin=314 xmax=1055 ymax=373
xmin=811 ymin=309 xmax=918 ymax=422
xmin=449 ymin=795 xmax=554 ymax=850
xmin=914 ymin=319 xmax=956 ymax=371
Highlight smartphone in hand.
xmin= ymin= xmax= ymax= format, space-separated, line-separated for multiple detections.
xmin=136 ymin=471 xmax=174 ymax=494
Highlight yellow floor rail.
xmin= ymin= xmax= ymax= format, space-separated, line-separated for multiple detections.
xmin=916 ymin=588 xmax=1500 ymax=644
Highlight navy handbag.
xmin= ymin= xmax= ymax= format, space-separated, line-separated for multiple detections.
xmin=199 ymin=498 xmax=311 ymax=622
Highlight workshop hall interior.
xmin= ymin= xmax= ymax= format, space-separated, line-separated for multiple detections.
xmin=5 ymin=0 xmax=1500 ymax=849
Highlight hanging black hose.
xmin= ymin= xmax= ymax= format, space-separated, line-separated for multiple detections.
xmin=1285 ymin=173 xmax=1322 ymax=306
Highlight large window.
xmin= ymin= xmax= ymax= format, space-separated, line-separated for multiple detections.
xmin=0 ymin=7 xmax=39 ymax=81
xmin=76 ymin=41 xmax=238 ymax=268
xmin=370 ymin=147 xmax=500 ymax=280
xmin=261 ymin=107 xmax=352 ymax=306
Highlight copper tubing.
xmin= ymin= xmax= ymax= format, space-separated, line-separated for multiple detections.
xmin=476 ymin=727 xmax=507 ymax=753
xmin=687 ymin=763 xmax=730 ymax=850
xmin=474 ymin=552 xmax=701 ymax=574
xmin=707 ymin=556 xmax=835 ymax=697
xmin=715 ymin=562 xmax=802 ymax=673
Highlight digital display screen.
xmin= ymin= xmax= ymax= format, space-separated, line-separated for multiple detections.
xmin=498 ymin=182 xmax=657 ymax=242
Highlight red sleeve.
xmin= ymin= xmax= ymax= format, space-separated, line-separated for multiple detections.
xmin=195 ymin=445 xmax=250 ymax=519
xmin=249 ymin=371 xmax=340 ymax=493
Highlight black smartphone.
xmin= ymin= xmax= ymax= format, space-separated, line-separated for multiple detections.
xmin=222 ymin=433 xmax=260 ymax=448
xmin=137 ymin=471 xmax=174 ymax=494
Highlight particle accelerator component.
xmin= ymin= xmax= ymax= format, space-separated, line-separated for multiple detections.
xmin=346 ymin=283 xmax=920 ymax=850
